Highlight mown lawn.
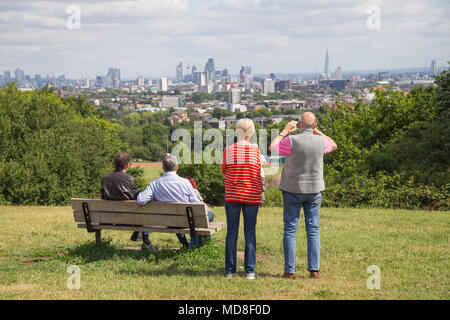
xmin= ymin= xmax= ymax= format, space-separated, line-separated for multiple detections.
xmin=0 ymin=205 xmax=448 ymax=300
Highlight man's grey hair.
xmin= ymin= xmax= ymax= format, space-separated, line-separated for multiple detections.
xmin=162 ymin=155 xmax=178 ymax=172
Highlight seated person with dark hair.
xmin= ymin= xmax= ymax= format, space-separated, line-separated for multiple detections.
xmin=101 ymin=152 xmax=157 ymax=251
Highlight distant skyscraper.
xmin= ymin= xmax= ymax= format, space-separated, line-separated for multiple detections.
xmin=324 ymin=49 xmax=330 ymax=80
xmin=15 ymin=68 xmax=24 ymax=86
xmin=335 ymin=67 xmax=343 ymax=80
xmin=185 ymin=65 xmax=191 ymax=82
xmin=430 ymin=59 xmax=438 ymax=77
xmin=191 ymin=65 xmax=198 ymax=83
xmin=106 ymin=67 xmax=120 ymax=88
xmin=222 ymin=69 xmax=229 ymax=77
xmin=35 ymin=74 xmax=42 ymax=86
xmin=158 ymin=77 xmax=168 ymax=92
xmin=205 ymin=58 xmax=215 ymax=82
xmin=176 ymin=62 xmax=183 ymax=82
xmin=4 ymin=71 xmax=11 ymax=84
xmin=197 ymin=73 xmax=206 ymax=87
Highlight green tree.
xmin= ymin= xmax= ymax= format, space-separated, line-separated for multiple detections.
xmin=0 ymin=84 xmax=124 ymax=205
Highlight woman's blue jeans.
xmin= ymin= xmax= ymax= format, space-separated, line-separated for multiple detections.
xmin=282 ymin=191 xmax=322 ymax=273
xmin=225 ymin=201 xmax=260 ymax=275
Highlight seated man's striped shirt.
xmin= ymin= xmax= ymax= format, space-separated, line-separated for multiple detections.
xmin=222 ymin=142 xmax=262 ymax=204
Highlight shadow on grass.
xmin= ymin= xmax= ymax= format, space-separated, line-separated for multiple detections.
xmin=60 ymin=239 xmax=187 ymax=263
xmin=116 ymin=264 xmax=225 ymax=278
xmin=58 ymin=239 xmax=227 ymax=277
xmin=60 ymin=238 xmax=223 ymax=265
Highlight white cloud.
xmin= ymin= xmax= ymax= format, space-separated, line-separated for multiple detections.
xmin=0 ymin=0 xmax=448 ymax=77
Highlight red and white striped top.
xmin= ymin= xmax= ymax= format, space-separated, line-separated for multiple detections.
xmin=221 ymin=142 xmax=262 ymax=204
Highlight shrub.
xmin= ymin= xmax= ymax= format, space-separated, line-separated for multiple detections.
xmin=177 ymin=164 xmax=225 ymax=206
xmin=0 ymin=85 xmax=124 ymax=205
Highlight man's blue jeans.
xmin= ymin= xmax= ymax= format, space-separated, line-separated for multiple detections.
xmin=225 ymin=202 xmax=259 ymax=275
xmin=282 ymin=191 xmax=322 ymax=273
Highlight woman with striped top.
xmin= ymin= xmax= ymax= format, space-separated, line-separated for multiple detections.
xmin=221 ymin=118 xmax=262 ymax=280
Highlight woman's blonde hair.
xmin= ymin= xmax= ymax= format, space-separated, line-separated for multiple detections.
xmin=236 ymin=118 xmax=255 ymax=141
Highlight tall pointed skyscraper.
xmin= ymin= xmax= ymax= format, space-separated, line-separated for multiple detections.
xmin=324 ymin=49 xmax=330 ymax=80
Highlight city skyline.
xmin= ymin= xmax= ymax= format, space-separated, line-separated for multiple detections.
xmin=0 ymin=0 xmax=449 ymax=78
xmin=1 ymin=54 xmax=446 ymax=83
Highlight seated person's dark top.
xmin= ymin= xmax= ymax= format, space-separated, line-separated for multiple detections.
xmin=101 ymin=171 xmax=140 ymax=200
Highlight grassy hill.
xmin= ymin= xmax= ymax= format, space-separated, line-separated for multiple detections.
xmin=0 ymin=205 xmax=448 ymax=300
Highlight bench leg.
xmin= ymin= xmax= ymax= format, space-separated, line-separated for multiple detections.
xmin=95 ymin=230 xmax=101 ymax=247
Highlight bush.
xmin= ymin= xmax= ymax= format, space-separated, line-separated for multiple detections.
xmin=322 ymin=172 xmax=449 ymax=210
xmin=177 ymin=164 xmax=225 ymax=206
xmin=0 ymin=85 xmax=124 ymax=205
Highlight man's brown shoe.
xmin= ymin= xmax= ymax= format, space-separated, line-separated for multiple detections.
xmin=310 ymin=271 xmax=321 ymax=279
xmin=282 ymin=273 xmax=295 ymax=280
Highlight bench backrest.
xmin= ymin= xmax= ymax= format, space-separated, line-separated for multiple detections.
xmin=71 ymin=198 xmax=209 ymax=229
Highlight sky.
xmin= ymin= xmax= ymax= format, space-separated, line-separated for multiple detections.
xmin=0 ymin=0 xmax=449 ymax=78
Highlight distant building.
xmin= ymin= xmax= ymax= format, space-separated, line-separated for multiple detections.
xmin=324 ymin=49 xmax=330 ymax=80
xmin=176 ymin=62 xmax=183 ymax=82
xmin=205 ymin=58 xmax=216 ymax=82
xmin=4 ymin=71 xmax=11 ymax=84
xmin=168 ymin=110 xmax=189 ymax=125
xmin=263 ymin=78 xmax=275 ymax=95
xmin=158 ymin=77 xmax=168 ymax=92
xmin=15 ymin=68 xmax=24 ymax=86
xmin=227 ymin=88 xmax=241 ymax=105
xmin=227 ymin=104 xmax=247 ymax=113
xmin=335 ymin=67 xmax=343 ymax=80
xmin=208 ymin=119 xmax=226 ymax=130
xmin=188 ymin=112 xmax=211 ymax=121
xmin=430 ymin=59 xmax=438 ymax=77
xmin=137 ymin=76 xmax=144 ymax=87
xmin=247 ymin=105 xmax=266 ymax=112
xmin=319 ymin=80 xmax=352 ymax=90
xmin=275 ymin=80 xmax=292 ymax=92
xmin=106 ymin=68 xmax=121 ymax=88
xmin=197 ymin=73 xmax=206 ymax=87
xmin=161 ymin=95 xmax=183 ymax=108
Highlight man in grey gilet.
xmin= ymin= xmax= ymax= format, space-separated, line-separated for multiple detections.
xmin=270 ymin=112 xmax=337 ymax=280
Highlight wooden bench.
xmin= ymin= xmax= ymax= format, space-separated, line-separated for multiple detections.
xmin=71 ymin=198 xmax=226 ymax=247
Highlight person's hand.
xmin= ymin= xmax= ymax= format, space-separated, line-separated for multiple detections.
xmin=282 ymin=121 xmax=298 ymax=136
xmin=313 ymin=127 xmax=324 ymax=136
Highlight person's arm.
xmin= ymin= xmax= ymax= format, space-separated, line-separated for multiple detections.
xmin=100 ymin=177 xmax=106 ymax=200
xmin=221 ymin=148 xmax=227 ymax=175
xmin=313 ymin=128 xmax=337 ymax=153
xmin=128 ymin=178 xmax=141 ymax=201
xmin=187 ymin=183 xmax=201 ymax=203
xmin=269 ymin=120 xmax=298 ymax=153
xmin=136 ymin=183 xmax=154 ymax=205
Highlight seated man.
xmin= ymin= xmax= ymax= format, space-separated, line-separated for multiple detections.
xmin=137 ymin=155 xmax=201 ymax=247
xmin=101 ymin=152 xmax=157 ymax=251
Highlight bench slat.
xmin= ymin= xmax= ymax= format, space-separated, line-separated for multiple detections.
xmin=73 ymin=211 xmax=209 ymax=228
xmin=71 ymin=198 xmax=208 ymax=216
xmin=76 ymin=223 xmax=219 ymax=236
